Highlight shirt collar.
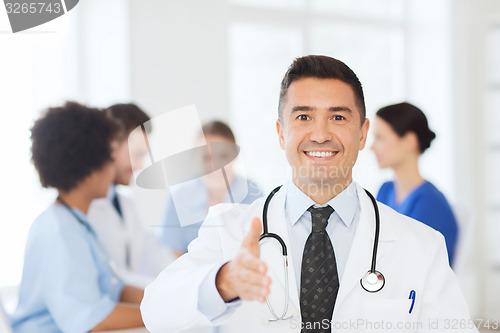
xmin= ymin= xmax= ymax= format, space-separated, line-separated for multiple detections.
xmin=285 ymin=179 xmax=358 ymax=228
xmin=107 ymin=184 xmax=117 ymax=201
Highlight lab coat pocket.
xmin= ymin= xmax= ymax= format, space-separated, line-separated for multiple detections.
xmin=362 ymin=299 xmax=417 ymax=332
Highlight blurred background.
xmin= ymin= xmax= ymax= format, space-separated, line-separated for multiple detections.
xmin=0 ymin=0 xmax=499 ymax=323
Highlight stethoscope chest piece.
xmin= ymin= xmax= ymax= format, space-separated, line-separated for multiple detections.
xmin=360 ymin=270 xmax=385 ymax=293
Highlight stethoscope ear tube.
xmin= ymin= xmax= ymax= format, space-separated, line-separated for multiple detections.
xmin=360 ymin=189 xmax=385 ymax=293
xmin=259 ymin=185 xmax=290 ymax=322
xmin=262 ymin=185 xmax=283 ymax=235
xmin=259 ymin=233 xmax=287 ymax=256
xmin=364 ymin=189 xmax=380 ymax=274
xmin=261 ymin=185 xmax=286 ymax=256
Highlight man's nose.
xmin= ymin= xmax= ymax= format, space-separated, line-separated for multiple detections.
xmin=309 ymin=120 xmax=332 ymax=143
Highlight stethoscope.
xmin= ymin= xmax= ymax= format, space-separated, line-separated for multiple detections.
xmin=56 ymin=197 xmax=121 ymax=282
xmin=259 ymin=185 xmax=385 ymax=323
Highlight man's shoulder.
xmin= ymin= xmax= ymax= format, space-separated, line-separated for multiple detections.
xmin=87 ymin=197 xmax=114 ymax=222
xmin=116 ymin=187 xmax=135 ymax=203
xmin=88 ymin=196 xmax=111 ymax=208
xmin=193 ymin=198 xmax=266 ymax=242
xmin=207 ymin=197 xmax=265 ymax=222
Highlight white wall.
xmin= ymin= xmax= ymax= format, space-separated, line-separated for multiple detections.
xmin=451 ymin=0 xmax=500 ymax=319
xmin=76 ymin=0 xmax=131 ymax=107
xmin=130 ymin=0 xmax=230 ymax=121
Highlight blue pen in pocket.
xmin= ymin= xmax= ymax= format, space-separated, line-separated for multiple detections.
xmin=409 ymin=290 xmax=416 ymax=314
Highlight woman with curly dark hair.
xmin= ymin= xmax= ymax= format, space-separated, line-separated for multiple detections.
xmin=11 ymin=102 xmax=144 ymax=332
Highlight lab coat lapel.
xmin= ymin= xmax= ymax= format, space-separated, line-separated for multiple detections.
xmin=259 ymin=184 xmax=301 ymax=313
xmin=333 ymin=184 xmax=398 ymax=312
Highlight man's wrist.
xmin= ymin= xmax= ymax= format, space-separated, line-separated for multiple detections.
xmin=216 ymin=262 xmax=238 ymax=302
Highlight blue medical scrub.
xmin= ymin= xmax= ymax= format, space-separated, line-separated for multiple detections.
xmin=162 ymin=176 xmax=263 ymax=252
xmin=11 ymin=203 xmax=125 ymax=333
xmin=377 ymin=181 xmax=458 ymax=265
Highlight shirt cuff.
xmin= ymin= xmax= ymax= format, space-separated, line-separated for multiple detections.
xmin=197 ymin=262 xmax=241 ymax=321
xmin=111 ymin=278 xmax=126 ymax=302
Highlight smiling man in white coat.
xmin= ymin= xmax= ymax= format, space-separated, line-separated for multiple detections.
xmin=140 ymin=56 xmax=478 ymax=332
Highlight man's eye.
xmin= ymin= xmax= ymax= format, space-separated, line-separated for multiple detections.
xmin=297 ymin=114 xmax=309 ymax=121
xmin=334 ymin=115 xmax=345 ymax=121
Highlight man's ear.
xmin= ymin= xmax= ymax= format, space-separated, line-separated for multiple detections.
xmin=359 ymin=118 xmax=370 ymax=150
xmin=276 ymin=119 xmax=285 ymax=150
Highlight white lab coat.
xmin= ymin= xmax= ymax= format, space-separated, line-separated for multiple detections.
xmin=88 ymin=189 xmax=175 ymax=288
xmin=141 ymin=183 xmax=477 ymax=332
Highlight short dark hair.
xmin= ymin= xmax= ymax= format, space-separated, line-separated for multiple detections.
xmin=376 ymin=102 xmax=436 ymax=153
xmin=202 ymin=120 xmax=236 ymax=143
xmin=31 ymin=101 xmax=120 ymax=192
xmin=278 ymin=55 xmax=366 ymax=123
xmin=105 ymin=103 xmax=151 ymax=139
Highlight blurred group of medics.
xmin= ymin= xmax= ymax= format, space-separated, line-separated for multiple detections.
xmin=9 ymin=102 xmax=264 ymax=332
xmin=10 ymin=88 xmax=460 ymax=331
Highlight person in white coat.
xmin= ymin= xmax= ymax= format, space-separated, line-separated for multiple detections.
xmin=140 ymin=56 xmax=478 ymax=332
xmin=88 ymin=103 xmax=175 ymax=287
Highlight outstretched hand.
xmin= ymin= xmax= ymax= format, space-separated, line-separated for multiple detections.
xmin=216 ymin=217 xmax=271 ymax=303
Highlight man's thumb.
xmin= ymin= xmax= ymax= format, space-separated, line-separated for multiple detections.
xmin=242 ymin=217 xmax=262 ymax=256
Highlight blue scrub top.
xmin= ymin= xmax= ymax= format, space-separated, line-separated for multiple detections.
xmin=11 ymin=203 xmax=125 ymax=333
xmin=377 ymin=181 xmax=458 ymax=265
xmin=162 ymin=176 xmax=263 ymax=252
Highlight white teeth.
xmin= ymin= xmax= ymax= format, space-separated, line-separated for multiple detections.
xmin=306 ymin=151 xmax=335 ymax=157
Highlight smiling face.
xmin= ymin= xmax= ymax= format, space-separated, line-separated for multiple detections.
xmin=277 ymin=77 xmax=369 ymax=196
